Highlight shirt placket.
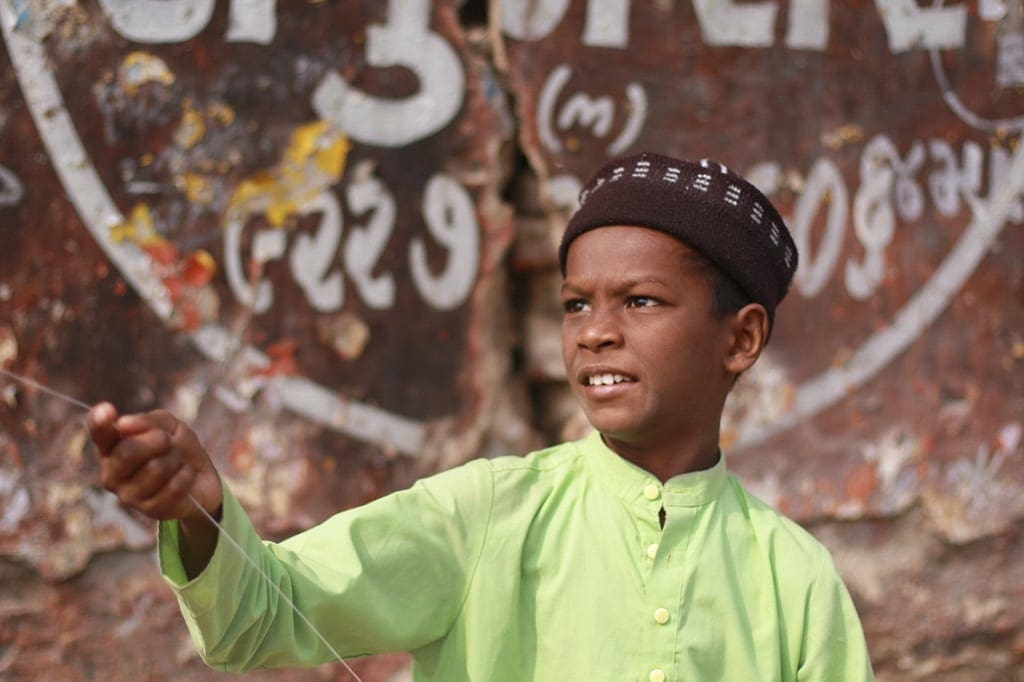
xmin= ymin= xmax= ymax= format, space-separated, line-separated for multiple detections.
xmin=634 ymin=481 xmax=693 ymax=682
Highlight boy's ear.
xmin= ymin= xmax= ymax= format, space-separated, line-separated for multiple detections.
xmin=723 ymin=303 xmax=769 ymax=374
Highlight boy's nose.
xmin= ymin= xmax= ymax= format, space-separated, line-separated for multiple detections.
xmin=577 ymin=310 xmax=623 ymax=351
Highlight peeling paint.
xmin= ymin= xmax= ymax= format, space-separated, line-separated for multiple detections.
xmin=924 ymin=441 xmax=1024 ymax=543
xmin=108 ymin=204 xmax=220 ymax=331
xmin=720 ymin=355 xmax=796 ymax=450
xmin=316 ymin=312 xmax=371 ymax=360
xmin=0 ymin=468 xmax=31 ymax=533
xmin=821 ymin=123 xmax=866 ymax=150
xmin=254 ymin=339 xmax=299 ymax=379
xmin=0 ymin=326 xmax=17 ymax=367
xmin=0 ymin=2 xmax=1021 ymax=678
xmin=996 ymin=422 xmax=1022 ymax=455
xmin=173 ymin=99 xmax=205 ymax=149
xmin=864 ymin=429 xmax=920 ymax=490
xmin=222 ymin=427 xmax=313 ymax=520
xmin=178 ymin=172 xmax=213 ymax=204
xmin=118 ymin=51 xmax=175 ymax=95
xmin=229 ymin=120 xmax=351 ymax=228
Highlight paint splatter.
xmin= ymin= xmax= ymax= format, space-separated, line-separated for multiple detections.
xmin=228 ymin=119 xmax=351 ymax=228
xmin=173 ymin=99 xmax=206 ymax=149
xmin=316 ymin=312 xmax=371 ymax=360
xmin=109 ymin=204 xmax=219 ymax=331
xmin=118 ymin=51 xmax=175 ymax=95
xmin=254 ymin=339 xmax=300 ymax=378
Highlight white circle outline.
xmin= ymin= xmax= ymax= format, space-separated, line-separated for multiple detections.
xmin=1 ymin=5 xmax=426 ymax=455
xmin=3 ymin=5 xmax=1021 ymax=453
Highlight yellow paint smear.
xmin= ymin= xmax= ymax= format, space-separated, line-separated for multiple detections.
xmin=175 ymin=100 xmax=207 ymax=149
xmin=119 ymin=51 xmax=175 ymax=95
xmin=821 ymin=124 xmax=865 ymax=151
xmin=110 ymin=203 xmax=168 ymax=248
xmin=207 ymin=101 xmax=236 ymax=126
xmin=229 ymin=120 xmax=351 ymax=228
xmin=110 ymin=203 xmax=151 ymax=244
xmin=191 ymin=249 xmax=217 ymax=274
xmin=181 ymin=173 xmax=215 ymax=204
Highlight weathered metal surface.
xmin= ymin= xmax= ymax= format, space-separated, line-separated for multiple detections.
xmin=1 ymin=1 xmax=512 ymax=679
xmin=1 ymin=0 xmax=1023 ymax=680
xmin=501 ymin=1 xmax=1024 ymax=678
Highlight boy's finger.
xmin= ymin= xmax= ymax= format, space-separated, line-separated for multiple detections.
xmin=103 ymin=428 xmax=174 ymax=485
xmin=117 ymin=453 xmax=186 ymax=504
xmin=87 ymin=402 xmax=121 ymax=456
xmin=115 ymin=409 xmax=180 ymax=438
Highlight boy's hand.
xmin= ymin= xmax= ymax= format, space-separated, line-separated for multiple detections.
xmin=88 ymin=402 xmax=223 ymax=522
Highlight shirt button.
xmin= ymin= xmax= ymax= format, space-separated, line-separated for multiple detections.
xmin=649 ymin=669 xmax=667 ymax=682
xmin=643 ymin=484 xmax=660 ymax=500
xmin=646 ymin=543 xmax=659 ymax=559
xmin=654 ymin=607 xmax=671 ymax=625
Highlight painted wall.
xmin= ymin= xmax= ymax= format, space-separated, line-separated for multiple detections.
xmin=0 ymin=1 xmax=1022 ymax=679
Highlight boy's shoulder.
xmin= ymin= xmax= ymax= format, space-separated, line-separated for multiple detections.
xmin=485 ymin=438 xmax=587 ymax=474
xmin=726 ymin=475 xmax=839 ymax=581
xmin=415 ymin=438 xmax=587 ymax=498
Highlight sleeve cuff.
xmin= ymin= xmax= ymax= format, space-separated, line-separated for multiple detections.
xmin=157 ymin=479 xmax=258 ymax=601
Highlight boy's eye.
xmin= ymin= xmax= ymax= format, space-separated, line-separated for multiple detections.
xmin=562 ymin=299 xmax=589 ymax=314
xmin=627 ymin=296 xmax=658 ymax=308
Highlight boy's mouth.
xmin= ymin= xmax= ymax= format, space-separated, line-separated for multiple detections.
xmin=580 ymin=370 xmax=637 ymax=387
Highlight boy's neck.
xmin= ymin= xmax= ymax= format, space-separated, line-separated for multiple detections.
xmin=601 ymin=429 xmax=722 ymax=482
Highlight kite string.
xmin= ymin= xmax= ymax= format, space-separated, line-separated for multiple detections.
xmin=0 ymin=367 xmax=92 ymax=410
xmin=0 ymin=367 xmax=363 ymax=682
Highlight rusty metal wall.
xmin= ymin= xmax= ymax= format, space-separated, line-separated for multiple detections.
xmin=1 ymin=1 xmax=1022 ymax=679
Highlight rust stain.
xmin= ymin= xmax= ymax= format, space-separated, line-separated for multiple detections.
xmin=844 ymin=461 xmax=879 ymax=503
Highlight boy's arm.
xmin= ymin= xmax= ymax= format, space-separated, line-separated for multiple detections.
xmin=797 ymin=553 xmax=875 ymax=681
xmin=159 ymin=461 xmax=494 ymax=671
xmin=90 ymin=402 xmax=493 ymax=670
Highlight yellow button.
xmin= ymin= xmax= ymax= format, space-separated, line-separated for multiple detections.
xmin=643 ymin=484 xmax=660 ymax=500
xmin=654 ymin=607 xmax=671 ymax=624
xmin=646 ymin=543 xmax=659 ymax=559
xmin=649 ymin=669 xmax=666 ymax=682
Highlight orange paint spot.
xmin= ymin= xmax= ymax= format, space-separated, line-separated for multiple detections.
xmin=254 ymin=339 xmax=300 ymax=378
xmin=180 ymin=302 xmax=203 ymax=331
xmin=141 ymin=241 xmax=180 ymax=267
xmin=844 ymin=462 xmax=878 ymax=502
xmin=163 ymin=276 xmax=185 ymax=304
xmin=181 ymin=250 xmax=217 ymax=286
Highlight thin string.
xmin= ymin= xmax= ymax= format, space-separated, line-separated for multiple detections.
xmin=0 ymin=368 xmax=93 ymax=411
xmin=184 ymin=493 xmax=356 ymax=673
xmin=0 ymin=367 xmax=363 ymax=681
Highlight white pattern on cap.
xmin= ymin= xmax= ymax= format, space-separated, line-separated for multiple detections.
xmin=561 ymin=152 xmax=800 ymax=324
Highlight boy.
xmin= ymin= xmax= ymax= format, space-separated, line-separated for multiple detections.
xmin=89 ymin=152 xmax=874 ymax=680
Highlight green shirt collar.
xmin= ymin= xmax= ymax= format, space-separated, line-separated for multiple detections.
xmin=580 ymin=429 xmax=728 ymax=508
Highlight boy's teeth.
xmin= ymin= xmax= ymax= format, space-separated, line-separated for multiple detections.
xmin=588 ymin=373 xmax=628 ymax=386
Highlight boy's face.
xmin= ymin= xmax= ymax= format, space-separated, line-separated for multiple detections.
xmin=561 ymin=226 xmax=736 ymax=452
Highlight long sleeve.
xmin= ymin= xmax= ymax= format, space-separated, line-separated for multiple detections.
xmin=796 ymin=552 xmax=875 ymax=681
xmin=157 ymin=460 xmax=494 ymax=672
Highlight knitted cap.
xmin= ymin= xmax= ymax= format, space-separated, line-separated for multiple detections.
xmin=559 ymin=152 xmax=798 ymax=320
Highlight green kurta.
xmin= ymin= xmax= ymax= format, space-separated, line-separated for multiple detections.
xmin=160 ymin=431 xmax=874 ymax=681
